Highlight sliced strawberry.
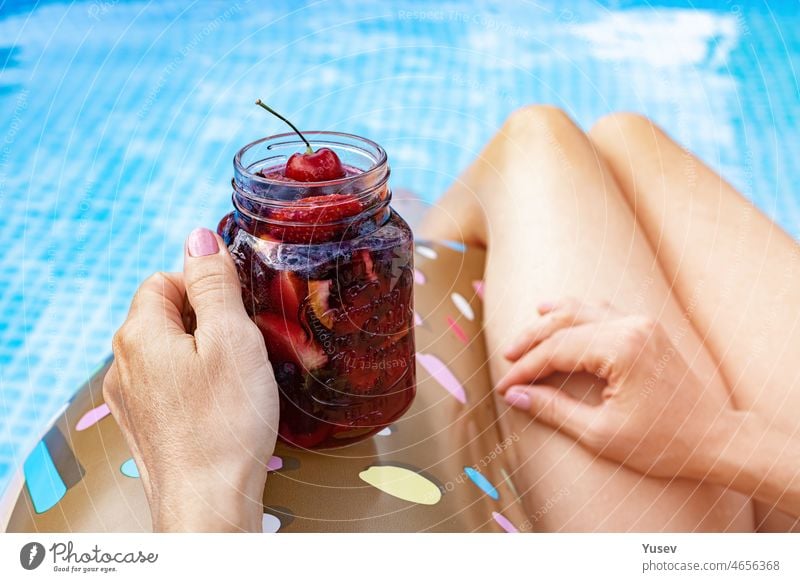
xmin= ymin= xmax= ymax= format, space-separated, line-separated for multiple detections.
xmin=307 ymin=279 xmax=334 ymax=328
xmin=268 ymin=194 xmax=363 ymax=244
xmin=265 ymin=270 xmax=304 ymax=317
xmin=271 ymin=194 xmax=362 ymax=222
xmin=358 ymin=250 xmax=378 ymax=283
xmin=254 ymin=312 xmax=327 ymax=372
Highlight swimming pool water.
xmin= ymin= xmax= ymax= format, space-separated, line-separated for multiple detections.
xmin=1 ymin=0 xmax=798 ymax=494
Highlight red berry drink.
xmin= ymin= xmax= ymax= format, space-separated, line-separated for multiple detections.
xmin=219 ymin=117 xmax=415 ymax=449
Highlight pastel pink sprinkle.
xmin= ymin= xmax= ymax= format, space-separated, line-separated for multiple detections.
xmin=75 ymin=403 xmax=111 ymax=431
xmin=417 ymin=352 xmax=466 ymax=404
xmin=413 ymin=268 xmax=426 ymax=285
xmin=492 ymin=511 xmax=519 ymax=533
xmin=446 ymin=316 xmax=469 ymax=343
xmin=266 ymin=456 xmax=283 ymax=471
xmin=414 ymin=312 xmax=423 ymax=326
xmin=472 ymin=280 xmax=485 ymax=300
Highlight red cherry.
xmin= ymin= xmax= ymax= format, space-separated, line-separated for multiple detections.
xmin=255 ymin=100 xmax=346 ymax=182
xmin=285 ymin=147 xmax=345 ymax=182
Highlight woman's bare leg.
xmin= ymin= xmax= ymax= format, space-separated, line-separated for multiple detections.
xmin=419 ymin=105 xmax=753 ymax=531
xmin=589 ymin=113 xmax=800 ymax=531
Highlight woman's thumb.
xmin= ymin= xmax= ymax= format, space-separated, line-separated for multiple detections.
xmin=183 ymin=227 xmax=248 ymax=329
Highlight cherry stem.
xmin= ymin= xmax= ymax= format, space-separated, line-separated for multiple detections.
xmin=255 ymin=99 xmax=313 ymax=154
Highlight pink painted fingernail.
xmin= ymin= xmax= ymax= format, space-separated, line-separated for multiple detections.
xmin=505 ymin=390 xmax=531 ymax=410
xmin=538 ymin=301 xmax=555 ymax=313
xmin=187 ymin=228 xmax=219 ymax=257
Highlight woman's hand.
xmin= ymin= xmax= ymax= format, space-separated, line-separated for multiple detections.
xmin=496 ymin=298 xmax=737 ymax=481
xmin=103 ymin=227 xmax=279 ymax=532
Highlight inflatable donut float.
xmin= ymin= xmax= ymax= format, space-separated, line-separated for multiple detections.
xmin=2 ymin=243 xmax=528 ymax=533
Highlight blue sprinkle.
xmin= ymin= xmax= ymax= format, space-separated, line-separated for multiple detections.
xmin=23 ymin=441 xmax=67 ymax=513
xmin=464 ymin=466 xmax=499 ymax=500
xmin=440 ymin=240 xmax=467 ymax=253
xmin=120 ymin=458 xmax=140 ymax=478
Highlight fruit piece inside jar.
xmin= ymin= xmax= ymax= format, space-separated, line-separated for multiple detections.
xmin=221 ymin=167 xmax=415 ymax=449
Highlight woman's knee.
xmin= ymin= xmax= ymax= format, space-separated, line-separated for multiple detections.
xmin=505 ymin=104 xmax=574 ymax=129
xmin=500 ymin=104 xmax=585 ymax=150
xmin=589 ymin=111 xmax=663 ymax=147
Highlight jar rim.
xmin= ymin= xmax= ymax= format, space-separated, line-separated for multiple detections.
xmin=234 ymin=130 xmax=388 ymax=187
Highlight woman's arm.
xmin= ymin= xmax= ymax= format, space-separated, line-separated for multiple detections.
xmin=497 ymin=298 xmax=800 ymax=519
xmin=103 ymin=227 xmax=280 ymax=532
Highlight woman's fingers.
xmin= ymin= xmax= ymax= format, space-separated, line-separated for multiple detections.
xmin=183 ymin=228 xmax=249 ymax=332
xmin=496 ymin=323 xmax=619 ymax=393
xmin=504 ymin=384 xmax=602 ymax=444
xmin=101 ymin=361 xmax=124 ymax=421
xmin=504 ymin=298 xmax=615 ymax=361
xmin=126 ymin=271 xmax=187 ymax=336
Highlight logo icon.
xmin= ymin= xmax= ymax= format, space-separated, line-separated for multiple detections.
xmin=20 ymin=542 xmax=46 ymax=570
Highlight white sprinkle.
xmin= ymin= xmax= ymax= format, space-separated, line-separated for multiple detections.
xmin=415 ymin=245 xmax=438 ymax=260
xmin=262 ymin=513 xmax=281 ymax=533
xmin=451 ymin=292 xmax=475 ymax=321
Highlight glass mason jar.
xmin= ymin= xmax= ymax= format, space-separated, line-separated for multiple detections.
xmin=218 ymin=132 xmax=416 ymax=449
